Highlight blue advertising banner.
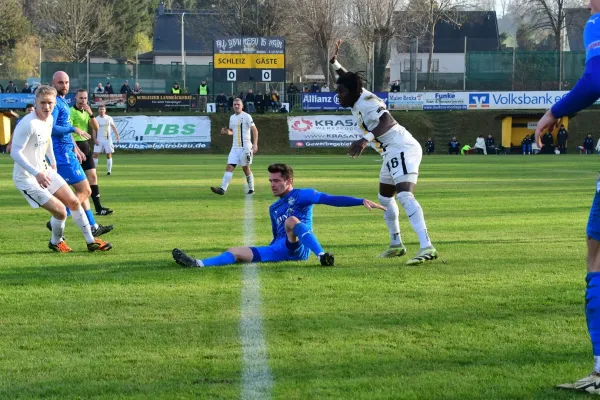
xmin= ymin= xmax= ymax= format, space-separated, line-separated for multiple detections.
xmin=0 ymin=93 xmax=75 ymax=109
xmin=302 ymin=92 xmax=388 ymax=111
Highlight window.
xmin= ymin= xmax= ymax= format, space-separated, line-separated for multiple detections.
xmin=403 ymin=59 xmax=410 ymax=71
xmin=416 ymin=59 xmax=422 ymax=72
xmin=432 ymin=59 xmax=439 ymax=72
xmin=403 ymin=59 xmax=423 ymax=72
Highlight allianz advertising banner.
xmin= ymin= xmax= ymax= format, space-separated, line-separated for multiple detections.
xmin=302 ymin=92 xmax=388 ymax=111
xmin=288 ymin=115 xmax=362 ymax=148
xmin=112 ymin=116 xmax=211 ymax=150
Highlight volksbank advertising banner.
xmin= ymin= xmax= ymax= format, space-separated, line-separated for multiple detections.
xmin=387 ymin=90 xmax=576 ymax=110
xmin=302 ymin=92 xmax=389 ymax=111
xmin=288 ymin=115 xmax=362 ymax=148
xmin=112 ymin=116 xmax=211 ymax=150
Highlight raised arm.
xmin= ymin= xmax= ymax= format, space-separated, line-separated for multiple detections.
xmin=329 ymin=39 xmax=348 ymax=76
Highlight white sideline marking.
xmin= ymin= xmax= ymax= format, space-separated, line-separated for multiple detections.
xmin=241 ymin=194 xmax=273 ymax=399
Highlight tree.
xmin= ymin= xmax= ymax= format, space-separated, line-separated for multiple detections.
xmin=213 ymin=0 xmax=287 ymax=36
xmin=4 ymin=35 xmax=39 ymax=80
xmin=0 ymin=0 xmax=30 ymax=55
xmin=36 ymin=0 xmax=116 ymax=62
xmin=105 ymin=0 xmax=155 ymax=57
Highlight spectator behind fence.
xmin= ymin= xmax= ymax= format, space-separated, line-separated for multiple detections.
xmin=321 ymin=84 xmax=330 ymax=92
xmin=198 ymin=79 xmax=209 ymax=112
xmin=120 ymin=80 xmax=132 ymax=94
xmin=171 ymin=82 xmax=181 ymax=94
xmin=557 ymin=124 xmax=568 ymax=153
xmin=105 ymin=82 xmax=114 ymax=94
xmin=132 ymin=82 xmax=142 ymax=94
xmin=287 ymin=82 xmax=300 ymax=110
xmin=5 ymin=81 xmax=17 ymax=93
xmin=303 ymin=85 xmax=309 ymax=93
xmin=255 ymin=91 xmax=265 ymax=113
xmin=0 ymin=84 xmax=4 ymax=93
xmin=21 ymin=83 xmax=31 ymax=93
xmin=245 ymin=89 xmax=255 ymax=113
xmin=474 ymin=135 xmax=487 ymax=155
xmin=287 ymin=82 xmax=300 ymax=93
xmin=448 ymin=136 xmax=460 ymax=155
xmin=227 ymin=93 xmax=234 ymax=110
xmin=541 ymin=130 xmax=554 ymax=154
xmin=94 ymin=83 xmax=104 ymax=94
xmin=390 ymin=80 xmax=401 ymax=92
xmin=522 ymin=135 xmax=532 ymax=154
xmin=270 ymin=90 xmax=280 ymax=112
xmin=310 ymin=82 xmax=320 ymax=93
xmin=584 ymin=134 xmax=595 ymax=154
xmin=216 ymin=92 xmax=228 ymax=113
xmin=425 ymin=137 xmax=434 ymax=155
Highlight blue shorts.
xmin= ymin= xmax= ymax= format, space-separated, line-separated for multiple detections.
xmin=57 ymin=153 xmax=86 ymax=185
xmin=587 ymin=186 xmax=600 ymax=241
xmin=250 ymin=239 xmax=311 ymax=263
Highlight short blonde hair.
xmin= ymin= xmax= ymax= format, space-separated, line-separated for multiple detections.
xmin=35 ymin=85 xmax=57 ymax=98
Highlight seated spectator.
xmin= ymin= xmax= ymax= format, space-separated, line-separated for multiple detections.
xmin=303 ymin=85 xmax=310 ymax=93
xmin=584 ymin=134 xmax=595 ymax=154
xmin=522 ymin=135 xmax=532 ymax=155
xmin=120 ymin=80 xmax=132 ymax=94
xmin=21 ymin=83 xmax=32 ymax=93
xmin=227 ymin=93 xmax=235 ymax=111
xmin=215 ymin=92 xmax=228 ymax=113
xmin=105 ymin=82 xmax=114 ymax=94
xmin=425 ymin=137 xmax=434 ymax=155
xmin=255 ymin=91 xmax=265 ymax=113
xmin=485 ymin=134 xmax=497 ymax=154
xmin=270 ymin=90 xmax=280 ymax=112
xmin=245 ymin=89 xmax=255 ymax=113
xmin=321 ymin=84 xmax=330 ymax=92
xmin=474 ymin=135 xmax=487 ymax=155
xmin=94 ymin=82 xmax=105 ymax=94
xmin=390 ymin=80 xmax=401 ymax=92
xmin=5 ymin=81 xmax=17 ymax=93
xmin=448 ymin=136 xmax=460 ymax=155
xmin=310 ymin=82 xmax=320 ymax=93
xmin=132 ymin=82 xmax=142 ymax=94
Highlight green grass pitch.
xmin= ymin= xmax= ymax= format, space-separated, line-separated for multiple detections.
xmin=0 ymin=153 xmax=597 ymax=399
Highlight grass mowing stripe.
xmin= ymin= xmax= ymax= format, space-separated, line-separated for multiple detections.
xmin=240 ymin=193 xmax=273 ymax=399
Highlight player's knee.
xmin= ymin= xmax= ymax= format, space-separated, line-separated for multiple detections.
xmin=285 ymin=216 xmax=300 ymax=232
xmin=396 ymin=191 xmax=415 ymax=208
xmin=65 ymin=196 xmax=81 ymax=211
xmin=53 ymin=204 xmax=67 ymax=220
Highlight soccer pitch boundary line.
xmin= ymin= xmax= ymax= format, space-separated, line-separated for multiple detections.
xmin=240 ymin=193 xmax=273 ymax=399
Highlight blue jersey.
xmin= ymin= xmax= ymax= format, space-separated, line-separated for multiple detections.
xmin=269 ymin=188 xmax=322 ymax=244
xmin=585 ymin=14 xmax=600 ymax=62
xmin=51 ymin=96 xmax=76 ymax=164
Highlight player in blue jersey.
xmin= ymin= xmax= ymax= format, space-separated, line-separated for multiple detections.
xmin=534 ymin=1 xmax=600 ymax=393
xmin=48 ymin=71 xmax=113 ymax=237
xmin=172 ymin=163 xmax=385 ymax=268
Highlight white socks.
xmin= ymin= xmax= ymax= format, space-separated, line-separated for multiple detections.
xmin=378 ymin=194 xmax=402 ymax=246
xmin=107 ymin=158 xmax=113 ymax=173
xmin=50 ymin=216 xmax=66 ymax=245
xmin=397 ymin=191 xmax=432 ymax=249
xmin=71 ymin=206 xmax=95 ymax=243
xmin=221 ymin=171 xmax=233 ymax=191
xmin=93 ymin=157 xmax=98 ymax=167
xmin=246 ymin=173 xmax=254 ymax=191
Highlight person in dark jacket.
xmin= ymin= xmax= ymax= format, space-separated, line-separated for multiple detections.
xmin=120 ymin=81 xmax=132 ymax=94
xmin=425 ymin=137 xmax=434 ymax=155
xmin=522 ymin=135 xmax=532 ymax=155
xmin=448 ymin=136 xmax=460 ymax=155
xmin=485 ymin=134 xmax=497 ymax=154
xmin=255 ymin=91 xmax=266 ymax=114
xmin=541 ymin=130 xmax=554 ymax=154
xmin=584 ymin=134 xmax=595 ymax=154
xmin=557 ymin=124 xmax=568 ymax=154
xmin=215 ymin=92 xmax=228 ymax=113
xmin=390 ymin=80 xmax=401 ymax=92
xmin=105 ymin=82 xmax=114 ymax=94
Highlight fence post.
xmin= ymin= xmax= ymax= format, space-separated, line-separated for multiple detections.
xmin=511 ymin=47 xmax=515 ymax=91
xmin=463 ymin=36 xmax=467 ymax=91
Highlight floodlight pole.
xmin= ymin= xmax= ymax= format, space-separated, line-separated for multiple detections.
xmin=181 ymin=12 xmax=186 ymax=90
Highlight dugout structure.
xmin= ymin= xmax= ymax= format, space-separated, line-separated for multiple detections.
xmin=0 ymin=110 xmax=20 ymax=145
xmin=496 ymin=112 xmax=570 ymax=149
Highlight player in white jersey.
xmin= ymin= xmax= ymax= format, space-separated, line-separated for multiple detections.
xmin=211 ymin=98 xmax=259 ymax=195
xmin=329 ymin=40 xmax=437 ymax=265
xmin=92 ymin=105 xmax=120 ymax=175
xmin=10 ymin=85 xmax=111 ymax=253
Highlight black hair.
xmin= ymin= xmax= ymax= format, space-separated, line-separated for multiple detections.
xmin=76 ymin=88 xmax=87 ymax=94
xmin=336 ymin=71 xmax=365 ymax=100
xmin=25 ymin=103 xmax=34 ymax=109
xmin=268 ymin=163 xmax=294 ymax=181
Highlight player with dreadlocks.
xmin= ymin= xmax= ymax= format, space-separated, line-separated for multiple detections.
xmin=329 ymin=40 xmax=437 ymax=265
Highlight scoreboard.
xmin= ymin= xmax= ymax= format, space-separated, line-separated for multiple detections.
xmin=213 ymin=36 xmax=285 ymax=82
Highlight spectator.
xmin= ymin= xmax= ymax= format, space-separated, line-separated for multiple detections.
xmin=310 ymin=82 xmax=320 ymax=93
xmin=522 ymin=135 xmax=532 ymax=155
xmin=425 ymin=137 xmax=434 ymax=155
xmin=287 ymin=82 xmax=300 ymax=93
xmin=270 ymin=89 xmax=280 ymax=112
xmin=5 ymin=81 xmax=17 ymax=93
xmin=321 ymin=83 xmax=330 ymax=92
xmin=94 ymin=82 xmax=105 ymax=94
xmin=171 ymin=82 xmax=182 ymax=94
xmin=287 ymin=82 xmax=300 ymax=110
xmin=227 ymin=93 xmax=235 ymax=110
xmin=120 ymin=80 xmax=132 ymax=94
xmin=255 ymin=91 xmax=266 ymax=113
xmin=132 ymin=82 xmax=142 ymax=94
xmin=0 ymin=84 xmax=4 ymax=93
xmin=584 ymin=134 xmax=595 ymax=154
xmin=461 ymin=144 xmax=472 ymax=155
xmin=390 ymin=80 xmax=401 ymax=92
xmin=448 ymin=136 xmax=460 ymax=155
xmin=474 ymin=135 xmax=487 ymax=155
xmin=215 ymin=92 xmax=228 ymax=113
xmin=485 ymin=134 xmax=497 ymax=154
xmin=105 ymin=82 xmax=114 ymax=94
xmin=557 ymin=124 xmax=568 ymax=154
xmin=21 ymin=83 xmax=31 ymax=93
xmin=303 ymin=85 xmax=310 ymax=93
xmin=541 ymin=130 xmax=554 ymax=154
xmin=198 ymin=79 xmax=209 ymax=112
xmin=245 ymin=89 xmax=255 ymax=113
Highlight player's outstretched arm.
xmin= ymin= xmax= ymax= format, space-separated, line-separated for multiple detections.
xmin=329 ymin=39 xmax=348 ymax=76
xmin=317 ymin=193 xmax=386 ymax=211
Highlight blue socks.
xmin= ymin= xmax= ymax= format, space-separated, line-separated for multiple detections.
xmin=293 ymin=223 xmax=324 ymax=256
xmin=85 ymin=209 xmax=97 ymax=227
xmin=66 ymin=207 xmax=71 ymax=217
xmin=586 ymin=272 xmax=600 ymax=356
xmin=202 ymin=251 xmax=236 ymax=267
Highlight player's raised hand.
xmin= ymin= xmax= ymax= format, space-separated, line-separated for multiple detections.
xmin=363 ymin=199 xmax=386 ymax=211
xmin=348 ymin=138 xmax=368 ymax=158
xmin=329 ymin=39 xmax=342 ymax=64
xmin=36 ymin=171 xmax=51 ymax=189
xmin=535 ymin=109 xmax=559 ymax=149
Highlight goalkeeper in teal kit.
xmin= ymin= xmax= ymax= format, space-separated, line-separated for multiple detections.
xmin=172 ymin=163 xmax=386 ymax=267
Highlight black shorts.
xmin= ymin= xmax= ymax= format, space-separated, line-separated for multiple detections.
xmin=76 ymin=140 xmax=95 ymax=171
